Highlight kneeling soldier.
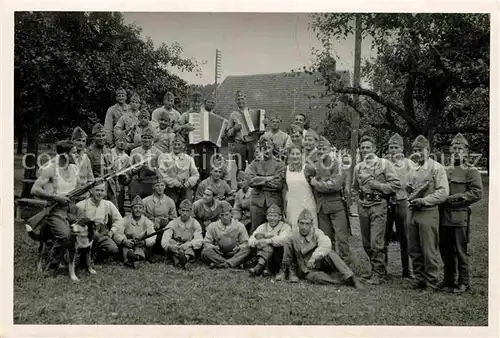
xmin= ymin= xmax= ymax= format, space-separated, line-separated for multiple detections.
xmin=202 ymin=201 xmax=251 ymax=269
xmin=112 ymin=195 xmax=157 ymax=268
xmin=277 ymin=209 xmax=362 ymax=288
xmin=161 ymin=199 xmax=203 ymax=269
xmin=248 ymin=204 xmax=292 ymax=277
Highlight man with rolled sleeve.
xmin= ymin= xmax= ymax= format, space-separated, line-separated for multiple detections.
xmin=407 ymin=135 xmax=449 ymax=290
xmin=245 ymin=137 xmax=286 ymax=234
xmin=439 ymin=133 xmax=482 ymax=294
xmin=352 ymin=135 xmax=401 ymax=285
xmin=277 ymin=209 xmax=361 ymax=288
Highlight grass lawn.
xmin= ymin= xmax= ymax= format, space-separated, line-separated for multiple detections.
xmin=13 ymin=156 xmax=489 ymax=325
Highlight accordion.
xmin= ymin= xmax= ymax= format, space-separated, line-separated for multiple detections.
xmin=239 ymin=109 xmax=266 ymax=137
xmin=188 ymin=110 xmax=228 ymax=147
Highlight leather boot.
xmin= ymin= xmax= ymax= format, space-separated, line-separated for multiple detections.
xmin=289 ymin=265 xmax=299 ymax=283
xmin=275 ymin=264 xmax=288 ymax=281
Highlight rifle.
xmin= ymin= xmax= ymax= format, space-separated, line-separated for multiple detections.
xmin=28 ymin=158 xmax=149 ymax=230
xmin=132 ymin=227 xmax=168 ymax=245
xmin=466 ymin=207 xmax=471 ymax=254
xmin=341 ymin=188 xmax=353 ymax=236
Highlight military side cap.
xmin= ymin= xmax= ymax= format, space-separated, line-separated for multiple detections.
xmin=191 ymin=91 xmax=202 ymax=99
xmin=71 ymin=126 xmax=87 ymax=140
xmin=220 ymin=200 xmax=233 ymax=213
xmin=388 ymin=133 xmax=404 ymax=146
xmin=153 ymin=177 xmax=165 ymax=186
xmin=141 ymin=126 xmax=155 ymax=138
xmin=235 ymin=90 xmax=246 ymax=99
xmin=412 ymin=135 xmax=430 ymax=149
xmin=114 ymin=129 xmax=127 ymax=141
xmin=304 ymin=129 xmax=319 ymax=141
xmin=318 ymin=136 xmax=331 ymax=146
xmin=92 ymin=123 xmax=105 ymax=135
xmin=267 ymin=204 xmax=282 ymax=215
xmin=131 ymin=195 xmax=143 ymax=206
xmin=451 ymin=133 xmax=469 ymax=147
xmin=115 ymin=87 xmax=127 ymax=95
xmin=298 ymin=208 xmax=313 ymax=221
xmin=130 ymin=92 xmax=140 ymax=102
xmin=179 ymin=199 xmax=192 ymax=210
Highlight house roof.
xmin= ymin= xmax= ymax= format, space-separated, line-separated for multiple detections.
xmin=213 ymin=71 xmax=351 ymax=133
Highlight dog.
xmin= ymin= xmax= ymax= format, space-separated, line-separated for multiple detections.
xmin=25 ymin=218 xmax=97 ymax=282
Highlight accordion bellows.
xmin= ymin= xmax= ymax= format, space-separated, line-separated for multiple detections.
xmin=188 ymin=109 xmax=228 ymax=147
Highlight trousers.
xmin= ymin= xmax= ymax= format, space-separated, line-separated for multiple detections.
xmin=439 ymin=226 xmax=469 ymax=286
xmin=230 ymin=140 xmax=257 ymax=171
xmin=384 ymin=200 xmax=411 ymax=275
xmin=255 ymin=245 xmax=284 ymax=274
xmin=201 ymin=246 xmax=251 ymax=267
xmin=358 ymin=201 xmax=388 ymax=276
xmin=317 ymin=206 xmax=351 ymax=265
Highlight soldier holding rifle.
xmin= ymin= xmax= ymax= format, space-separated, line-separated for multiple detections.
xmin=407 ymin=135 xmax=449 ymax=290
xmin=439 ymin=133 xmax=482 ymax=294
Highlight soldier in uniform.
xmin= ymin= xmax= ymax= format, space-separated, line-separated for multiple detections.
xmin=245 ymin=137 xmax=286 ymax=234
xmin=104 ymin=87 xmax=129 ymax=146
xmin=114 ymin=92 xmax=141 ymax=151
xmin=407 ymin=135 xmax=449 ymax=290
xmin=70 ymin=127 xmax=94 ymax=200
xmin=303 ymin=129 xmax=319 ymax=167
xmin=305 ymin=136 xmax=352 ymax=265
xmin=225 ymin=90 xmax=264 ymax=170
xmin=384 ymin=133 xmax=415 ymax=279
xmin=87 ymin=123 xmax=118 ymax=207
xmin=151 ymin=91 xmax=181 ymax=126
xmin=260 ymin=113 xmax=292 ymax=161
xmin=127 ymin=110 xmax=158 ymax=152
xmin=233 ymin=170 xmax=252 ymax=232
xmin=439 ymin=133 xmax=483 ymax=293
xmin=111 ymin=129 xmax=131 ymax=215
xmin=352 ymin=135 xmax=401 ymax=284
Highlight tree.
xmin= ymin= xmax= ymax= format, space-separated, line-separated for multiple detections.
xmin=308 ymin=13 xmax=489 ymax=149
xmin=15 ymin=12 xmax=200 ymax=196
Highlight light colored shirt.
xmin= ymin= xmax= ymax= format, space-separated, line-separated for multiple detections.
xmin=35 ymin=160 xmax=79 ymax=196
xmin=389 ymin=155 xmax=416 ymax=201
xmin=408 ymin=157 xmax=449 ymax=207
xmin=248 ymin=221 xmax=292 ymax=247
xmin=157 ymin=152 xmax=200 ymax=189
xmin=285 ymin=228 xmax=332 ymax=275
xmin=143 ymin=194 xmax=177 ymax=227
xmin=75 ymin=198 xmax=123 ymax=234
xmin=104 ymin=103 xmax=129 ymax=144
xmin=193 ymin=199 xmax=223 ymax=228
xmin=161 ymin=217 xmax=203 ymax=250
xmin=154 ymin=125 xmax=176 ymax=153
xmin=113 ymin=214 xmax=156 ymax=247
xmin=203 ymin=219 xmax=249 ymax=250
xmin=262 ymin=130 xmax=293 ymax=151
xmin=151 ymin=107 xmax=181 ymax=124
xmin=233 ymin=188 xmax=252 ymax=221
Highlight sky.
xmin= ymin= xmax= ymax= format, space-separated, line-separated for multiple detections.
xmin=122 ymin=12 xmax=377 ymax=86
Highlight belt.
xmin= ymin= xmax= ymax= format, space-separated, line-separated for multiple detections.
xmin=359 ymin=192 xmax=385 ymax=202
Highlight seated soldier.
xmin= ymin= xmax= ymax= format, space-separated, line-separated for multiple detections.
xmin=129 ymin=125 xmax=163 ymax=199
xmin=112 ymin=196 xmax=157 ymax=268
xmin=233 ymin=170 xmax=252 ymax=232
xmin=143 ymin=178 xmax=178 ymax=255
xmin=192 ymin=185 xmax=223 ymax=235
xmin=157 ymin=133 xmax=200 ymax=205
xmin=194 ymin=164 xmax=234 ymax=203
xmin=161 ymin=199 xmax=203 ymax=269
xmin=154 ymin=109 xmax=177 ymax=153
xmin=277 ymin=208 xmax=362 ymax=288
xmin=248 ymin=204 xmax=292 ymax=277
xmin=201 ymin=201 xmax=251 ymax=269
xmin=75 ymin=182 xmax=121 ymax=263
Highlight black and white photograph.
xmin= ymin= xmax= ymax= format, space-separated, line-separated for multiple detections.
xmin=2 ymin=0 xmax=498 ymax=335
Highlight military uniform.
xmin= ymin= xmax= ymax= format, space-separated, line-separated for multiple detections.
xmin=352 ymin=149 xmax=401 ymax=282
xmin=104 ymin=88 xmax=130 ymax=146
xmin=439 ymin=133 xmax=482 ymax=292
xmin=111 ymin=130 xmax=131 ymax=215
xmin=245 ymin=138 xmax=286 ymax=234
xmin=260 ymin=114 xmax=292 ymax=161
xmin=407 ymin=135 xmax=449 ymax=289
xmin=305 ymin=137 xmax=351 ymax=265
xmin=384 ymin=133 xmax=415 ymax=277
xmin=71 ymin=127 xmax=94 ymax=200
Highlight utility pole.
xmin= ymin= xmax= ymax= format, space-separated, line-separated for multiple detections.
xmin=215 ymin=49 xmax=222 ymax=100
xmin=350 ymin=15 xmax=362 ymax=177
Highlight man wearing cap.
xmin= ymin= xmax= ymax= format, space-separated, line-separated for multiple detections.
xmin=195 ymin=165 xmax=234 ymax=203
xmin=248 ymin=204 xmax=292 ymax=277
xmin=127 ymin=110 xmax=158 ymax=151
xmin=352 ymin=135 xmax=401 ymax=285
xmin=174 ymin=91 xmax=201 ymax=140
xmin=260 ymin=113 xmax=292 ymax=161
xmin=192 ymin=184 xmax=224 ymax=235
xmin=233 ymin=170 xmax=252 ymax=231
xmin=225 ymin=90 xmax=264 ymax=170
xmin=384 ymin=133 xmax=416 ymax=279
xmin=70 ymin=127 xmax=94 ymax=199
xmin=104 ymin=87 xmax=130 ymax=146
xmin=303 ymin=129 xmax=320 ymax=167
xmin=152 ymin=91 xmax=181 ymax=126
xmin=111 ymin=129 xmax=131 ymax=214
xmin=407 ymin=134 xmax=449 ymax=290
xmin=438 ymin=133 xmax=482 ymax=294
xmin=114 ymin=92 xmax=141 ymax=149
xmin=76 ymin=182 xmax=122 ymax=263
xmin=161 ymin=199 xmax=203 ymax=269
xmin=305 ymin=136 xmax=352 ymax=265
xmin=153 ymin=109 xmax=177 ymax=153
xmin=157 ymin=133 xmax=200 ymax=205
xmin=87 ymin=123 xmax=118 ymax=207
xmin=277 ymin=208 xmax=361 ymax=288
xmin=246 ymin=137 xmax=286 ymax=234
xmin=202 ymin=201 xmax=251 ymax=269
xmin=112 ymin=195 xmax=157 ymax=268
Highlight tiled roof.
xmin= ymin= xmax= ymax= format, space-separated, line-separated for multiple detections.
xmin=213 ymin=71 xmax=351 ymax=133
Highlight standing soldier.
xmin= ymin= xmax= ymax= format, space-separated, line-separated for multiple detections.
xmin=225 ymin=90 xmax=264 ymax=170
xmin=104 ymin=88 xmax=129 ymax=146
xmin=70 ymin=127 xmax=94 ymax=200
xmin=385 ymin=133 xmax=415 ymax=279
xmin=87 ymin=123 xmax=118 ymax=207
xmin=407 ymin=135 xmax=449 ymax=290
xmin=111 ymin=130 xmax=131 ymax=215
xmin=303 ymin=130 xmax=319 ymax=167
xmin=174 ymin=91 xmax=201 ymax=143
xmin=151 ymin=91 xmax=181 ymax=126
xmin=352 ymin=135 xmax=401 ymax=285
xmin=305 ymin=136 xmax=352 ymax=265
xmin=439 ymin=133 xmax=482 ymax=293
xmin=260 ymin=113 xmax=292 ymax=161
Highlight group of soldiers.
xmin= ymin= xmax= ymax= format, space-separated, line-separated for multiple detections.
xmin=30 ymin=88 xmax=483 ymax=293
